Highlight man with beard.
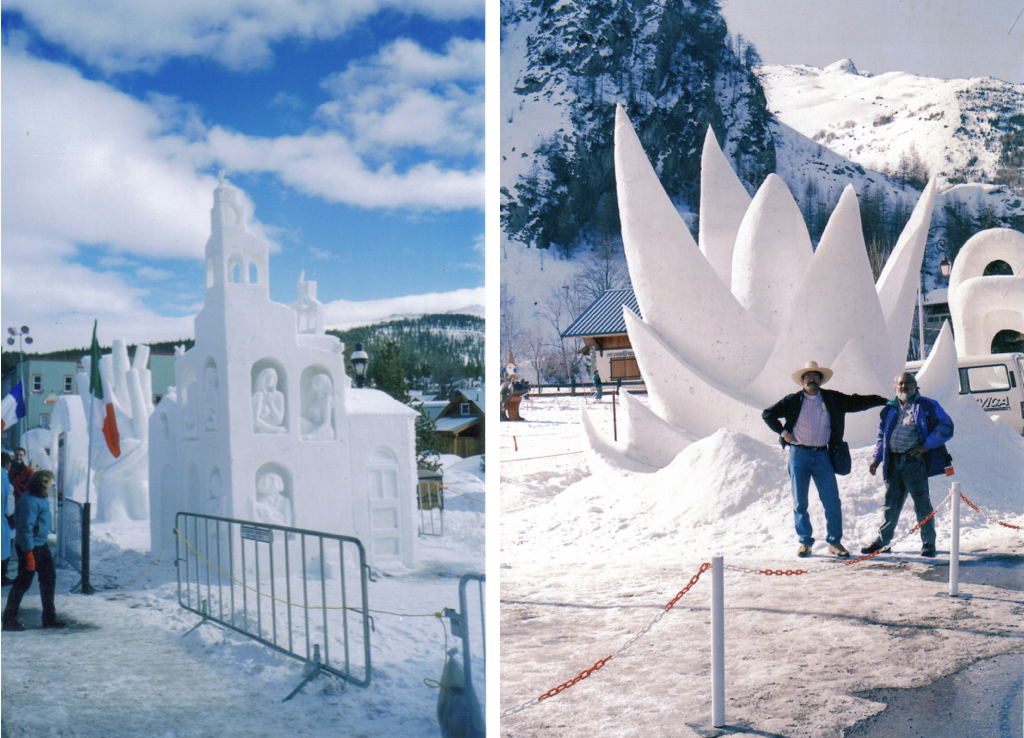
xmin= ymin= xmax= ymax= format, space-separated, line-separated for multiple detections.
xmin=861 ymin=372 xmax=953 ymax=558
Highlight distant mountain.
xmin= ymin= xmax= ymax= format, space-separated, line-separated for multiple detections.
xmin=328 ymin=313 xmax=484 ymax=397
xmin=760 ymin=60 xmax=1024 ymax=192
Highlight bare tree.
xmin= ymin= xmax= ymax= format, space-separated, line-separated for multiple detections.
xmin=540 ymin=283 xmax=587 ymax=383
xmin=500 ymin=284 xmax=526 ymax=373
xmin=576 ymin=238 xmax=630 ymax=304
xmin=518 ymin=330 xmax=552 ymax=387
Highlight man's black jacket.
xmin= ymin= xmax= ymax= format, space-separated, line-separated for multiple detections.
xmin=762 ymin=389 xmax=888 ymax=450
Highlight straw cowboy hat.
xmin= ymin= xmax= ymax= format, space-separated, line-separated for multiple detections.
xmin=791 ymin=361 xmax=833 ymax=385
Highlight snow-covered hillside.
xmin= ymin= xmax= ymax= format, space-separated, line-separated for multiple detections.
xmin=760 ymin=59 xmax=1024 ymax=189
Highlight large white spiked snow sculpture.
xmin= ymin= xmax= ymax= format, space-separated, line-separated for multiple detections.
xmin=947 ymin=228 xmax=1024 ymax=356
xmin=586 ymin=106 xmax=938 ymax=471
xmin=34 ymin=340 xmax=154 ymax=521
xmin=149 ymin=177 xmax=418 ymax=568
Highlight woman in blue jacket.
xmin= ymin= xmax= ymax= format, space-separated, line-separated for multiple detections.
xmin=2 ymin=469 xmax=65 ymax=630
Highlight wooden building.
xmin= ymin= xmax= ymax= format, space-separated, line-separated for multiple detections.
xmin=433 ymin=387 xmax=484 ymax=458
xmin=561 ymin=288 xmax=643 ymax=385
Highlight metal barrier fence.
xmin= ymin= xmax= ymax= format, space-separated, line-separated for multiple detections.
xmin=443 ymin=573 xmax=486 ymax=705
xmin=175 ymin=512 xmax=372 ymax=694
xmin=55 ymin=498 xmax=94 ymax=595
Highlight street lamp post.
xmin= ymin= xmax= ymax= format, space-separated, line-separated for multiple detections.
xmin=919 ymin=256 xmax=954 ymax=360
xmin=351 ymin=342 xmax=369 ymax=389
xmin=6 ymin=325 xmax=33 ymax=439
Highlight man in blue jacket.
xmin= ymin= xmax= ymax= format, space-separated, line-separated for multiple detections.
xmin=861 ymin=372 xmax=953 ymax=557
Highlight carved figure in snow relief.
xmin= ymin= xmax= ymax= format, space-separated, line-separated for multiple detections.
xmin=252 ymin=367 xmax=287 ymax=434
xmin=252 ymin=470 xmax=291 ymax=527
xmin=204 ymin=366 xmax=219 ymax=431
xmin=301 ymin=372 xmax=334 ymax=440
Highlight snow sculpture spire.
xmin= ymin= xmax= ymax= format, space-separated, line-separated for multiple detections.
xmin=698 ymin=126 xmax=751 ymax=290
xmin=589 ymin=106 xmax=938 ymax=470
xmin=205 ymin=177 xmax=269 ymax=297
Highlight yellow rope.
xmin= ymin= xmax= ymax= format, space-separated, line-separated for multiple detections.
xmin=106 ymin=533 xmax=177 ymax=588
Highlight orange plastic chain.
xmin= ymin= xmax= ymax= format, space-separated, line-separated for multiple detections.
xmin=665 ymin=562 xmax=711 ymax=611
xmin=533 ymin=561 xmax=711 ymax=704
xmin=537 ymin=656 xmax=612 ymax=701
xmin=960 ymin=492 xmax=1022 ymax=530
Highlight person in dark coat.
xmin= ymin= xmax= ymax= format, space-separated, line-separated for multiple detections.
xmin=763 ymin=361 xmax=888 ymax=558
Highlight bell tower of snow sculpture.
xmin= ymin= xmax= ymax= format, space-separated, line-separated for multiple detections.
xmin=149 ymin=176 xmax=418 ymax=569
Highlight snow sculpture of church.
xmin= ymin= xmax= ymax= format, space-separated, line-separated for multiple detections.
xmin=149 ymin=177 xmax=418 ymax=568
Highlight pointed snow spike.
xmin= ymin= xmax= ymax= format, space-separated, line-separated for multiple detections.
xmin=731 ymin=173 xmax=813 ymax=334
xmin=580 ymin=402 xmax=662 ymax=474
xmin=913 ymin=321 xmax=962 ymax=408
xmin=614 ymin=105 xmax=772 ymax=387
xmin=623 ymin=306 xmax=764 ymax=439
xmin=617 ymin=389 xmax=694 ymax=469
xmin=699 ymin=125 xmax=751 ymax=291
xmin=876 ymin=179 xmax=938 ymax=369
xmin=742 ymin=186 xmax=890 ymax=404
xmin=828 ymin=337 xmax=893 ymax=445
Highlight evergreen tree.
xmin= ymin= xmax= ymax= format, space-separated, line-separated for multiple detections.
xmin=370 ymin=338 xmax=412 ymax=403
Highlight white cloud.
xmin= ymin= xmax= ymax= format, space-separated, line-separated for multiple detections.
xmin=1 ymin=50 xmax=220 ymax=260
xmin=4 ymin=0 xmax=484 ymax=73
xmin=322 ymin=287 xmax=486 ymax=330
xmin=0 ymin=234 xmax=196 ymax=353
xmin=202 ymin=127 xmax=484 ymax=210
xmin=317 ymin=38 xmax=485 ymax=158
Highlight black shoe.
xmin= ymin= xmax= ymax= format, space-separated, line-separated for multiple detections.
xmin=2 ymin=620 xmax=25 ymax=632
xmin=41 ymin=619 xmax=67 ymax=629
xmin=861 ymin=542 xmax=884 ymax=554
xmin=921 ymin=546 xmax=936 ymax=558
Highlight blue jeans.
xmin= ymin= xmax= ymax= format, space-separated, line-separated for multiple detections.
xmin=788 ymin=446 xmax=843 ymax=546
xmin=875 ymin=453 xmax=936 ymax=547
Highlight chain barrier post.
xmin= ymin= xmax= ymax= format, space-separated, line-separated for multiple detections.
xmin=711 ymin=555 xmax=725 ymax=729
xmin=950 ymin=481 xmax=961 ymax=597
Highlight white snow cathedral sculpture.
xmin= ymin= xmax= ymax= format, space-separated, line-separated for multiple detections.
xmin=149 ymin=177 xmax=418 ymax=568
xmin=584 ymin=106 xmax=938 ymax=471
xmin=947 ymin=227 xmax=1024 ymax=356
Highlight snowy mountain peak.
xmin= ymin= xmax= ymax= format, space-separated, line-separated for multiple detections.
xmin=823 ymin=58 xmax=860 ymax=76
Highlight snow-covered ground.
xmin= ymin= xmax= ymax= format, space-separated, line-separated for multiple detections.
xmin=500 ymin=393 xmax=1023 ymax=737
xmin=1 ymin=454 xmax=485 ymax=738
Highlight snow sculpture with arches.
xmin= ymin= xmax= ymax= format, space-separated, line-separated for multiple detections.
xmin=149 ymin=177 xmax=418 ymax=569
xmin=947 ymin=228 xmax=1024 ymax=356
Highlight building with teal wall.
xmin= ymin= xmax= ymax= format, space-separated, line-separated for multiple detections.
xmin=1 ymin=352 xmax=176 ymax=448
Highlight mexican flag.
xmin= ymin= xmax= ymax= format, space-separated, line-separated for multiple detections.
xmin=90 ymin=321 xmax=120 ymax=458
xmin=0 ymin=381 xmax=25 ymax=432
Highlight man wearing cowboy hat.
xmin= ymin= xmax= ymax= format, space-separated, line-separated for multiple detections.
xmin=762 ymin=361 xmax=888 ymax=558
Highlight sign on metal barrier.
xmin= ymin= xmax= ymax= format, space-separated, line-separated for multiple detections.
xmin=175 ymin=512 xmax=372 ymax=692
xmin=240 ymin=524 xmax=274 ymax=544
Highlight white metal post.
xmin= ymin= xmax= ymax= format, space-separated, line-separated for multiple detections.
xmin=711 ymin=555 xmax=725 ymax=728
xmin=949 ymin=482 xmax=961 ymax=597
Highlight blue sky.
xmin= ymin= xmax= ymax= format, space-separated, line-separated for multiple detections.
xmin=1 ymin=1 xmax=485 ymax=354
